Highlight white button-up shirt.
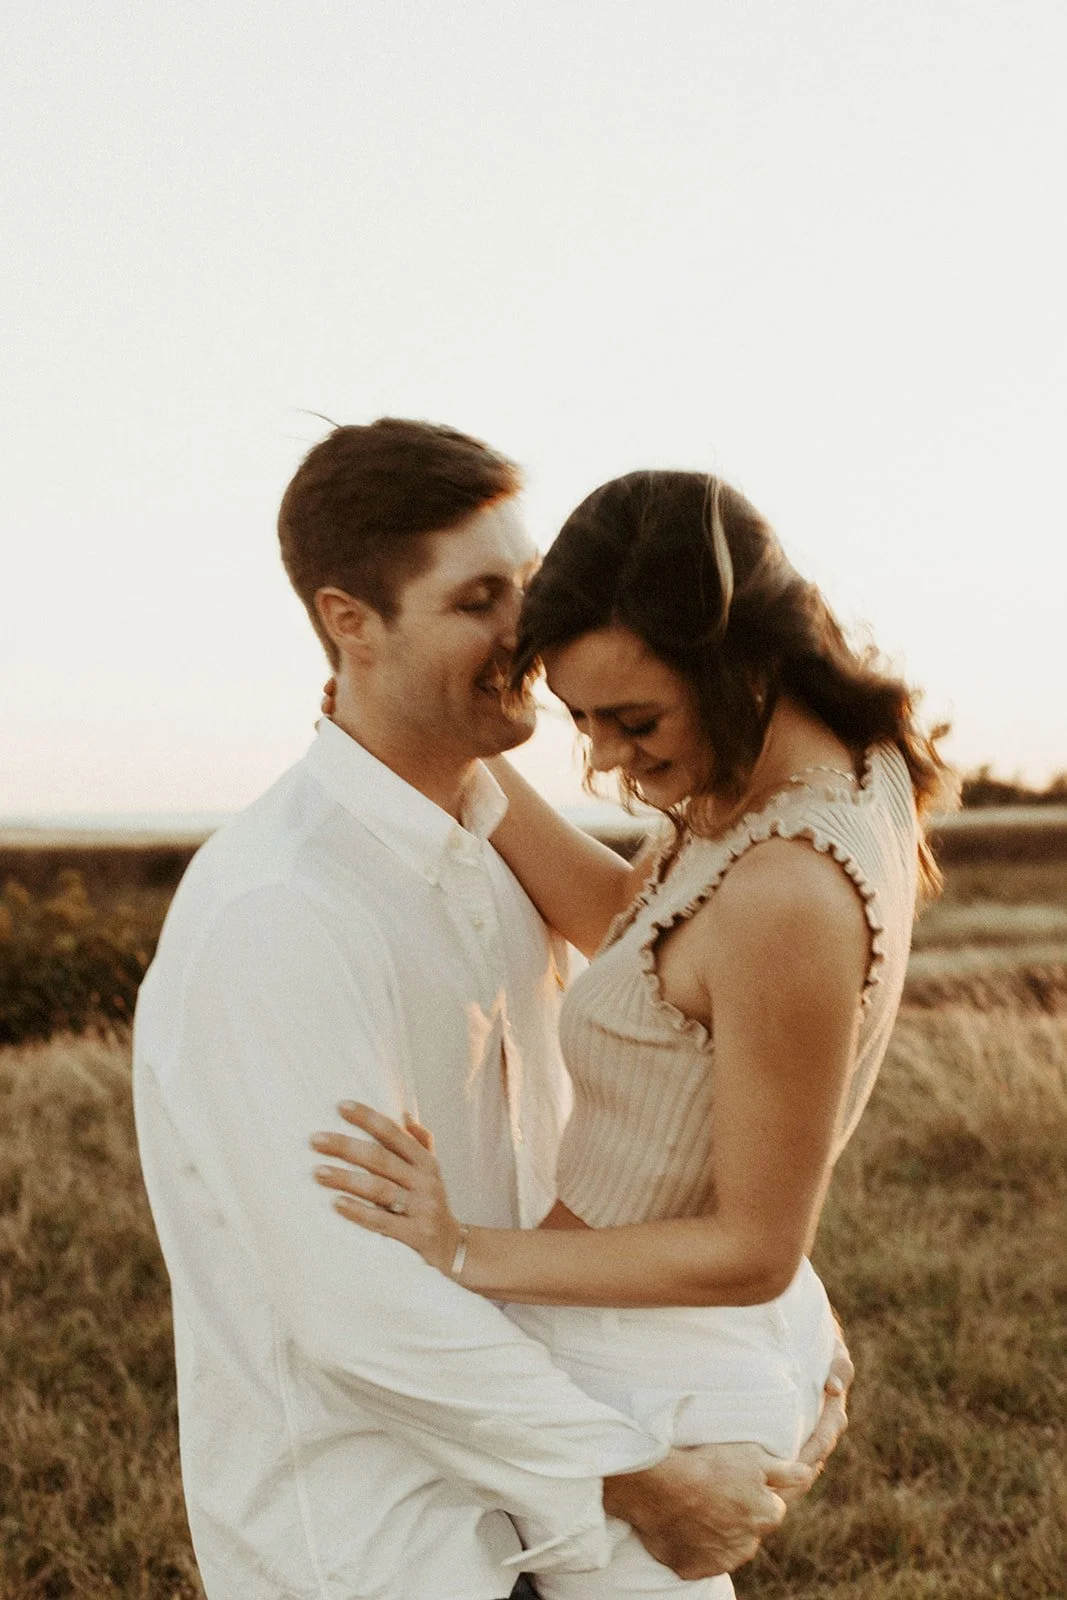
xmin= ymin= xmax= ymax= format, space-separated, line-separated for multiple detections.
xmin=133 ymin=719 xmax=662 ymax=1600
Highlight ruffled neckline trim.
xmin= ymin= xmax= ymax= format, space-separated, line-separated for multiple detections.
xmin=607 ymin=744 xmax=896 ymax=1049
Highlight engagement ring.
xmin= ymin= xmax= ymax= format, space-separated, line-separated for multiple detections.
xmin=388 ymin=1194 xmax=408 ymax=1216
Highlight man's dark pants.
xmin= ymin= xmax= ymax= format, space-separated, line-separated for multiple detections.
xmin=505 ymin=1577 xmax=539 ymax=1599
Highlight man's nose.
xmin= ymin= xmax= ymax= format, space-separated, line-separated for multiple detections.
xmin=497 ymin=587 xmax=523 ymax=649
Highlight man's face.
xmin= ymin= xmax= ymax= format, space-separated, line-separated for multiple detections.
xmin=369 ymin=497 xmax=540 ymax=763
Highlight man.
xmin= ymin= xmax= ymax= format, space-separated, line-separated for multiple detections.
xmin=134 ymin=418 xmax=847 ymax=1600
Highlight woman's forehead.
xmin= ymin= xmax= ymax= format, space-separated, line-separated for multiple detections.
xmin=543 ymin=626 xmax=680 ymax=708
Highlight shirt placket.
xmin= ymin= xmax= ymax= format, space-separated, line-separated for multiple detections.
xmin=446 ymin=832 xmax=536 ymax=1222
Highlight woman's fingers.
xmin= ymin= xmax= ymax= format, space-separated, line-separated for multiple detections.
xmin=309 ymin=1129 xmax=414 ymax=1187
xmin=314 ymin=1163 xmax=410 ymax=1213
xmin=336 ymin=1102 xmax=434 ymax=1167
xmin=825 ymin=1332 xmax=855 ymax=1397
xmin=331 ymin=1193 xmax=411 ymax=1239
xmin=797 ymin=1384 xmax=848 ymax=1473
xmin=316 ymin=1163 xmax=412 ymax=1215
xmin=314 ymin=1116 xmax=460 ymax=1274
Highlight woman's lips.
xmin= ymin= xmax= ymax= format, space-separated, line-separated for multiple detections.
xmin=628 ymin=761 xmax=672 ymax=781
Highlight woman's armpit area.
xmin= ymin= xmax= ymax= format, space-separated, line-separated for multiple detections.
xmin=644 ymin=899 xmax=718 ymax=1034
xmin=538 ymin=1199 xmax=593 ymax=1230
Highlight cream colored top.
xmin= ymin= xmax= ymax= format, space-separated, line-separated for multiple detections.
xmin=555 ymin=741 xmax=920 ymax=1227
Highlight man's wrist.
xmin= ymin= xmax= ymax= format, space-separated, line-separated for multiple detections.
xmin=603 ymin=1456 xmax=675 ymax=1529
xmin=602 ymin=1447 xmax=781 ymax=1581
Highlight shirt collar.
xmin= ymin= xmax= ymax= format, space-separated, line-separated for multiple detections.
xmin=305 ymin=718 xmax=508 ymax=885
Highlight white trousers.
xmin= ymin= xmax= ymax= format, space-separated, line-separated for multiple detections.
xmin=506 ymin=1259 xmax=836 ymax=1600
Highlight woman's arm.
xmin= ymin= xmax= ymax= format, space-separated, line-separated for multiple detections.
xmin=484 ymin=756 xmax=655 ymax=956
xmin=313 ymin=840 xmax=870 ymax=1306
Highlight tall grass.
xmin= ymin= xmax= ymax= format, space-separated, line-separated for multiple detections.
xmin=771 ymin=1007 xmax=1067 ymax=1599
xmin=0 ymin=1035 xmax=201 ymax=1599
xmin=2 ymin=1007 xmax=1064 ymax=1599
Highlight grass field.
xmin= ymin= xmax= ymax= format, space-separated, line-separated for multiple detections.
xmin=2 ymin=832 xmax=1066 ymax=1598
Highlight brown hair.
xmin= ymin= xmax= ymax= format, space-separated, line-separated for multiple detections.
xmin=278 ymin=418 xmax=522 ymax=663
xmin=514 ymin=470 xmax=954 ymax=893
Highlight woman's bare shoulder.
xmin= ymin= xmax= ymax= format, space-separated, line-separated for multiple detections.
xmin=697 ymin=835 xmax=869 ymax=969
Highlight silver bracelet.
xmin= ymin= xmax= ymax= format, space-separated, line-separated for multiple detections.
xmin=449 ymin=1224 xmax=470 ymax=1281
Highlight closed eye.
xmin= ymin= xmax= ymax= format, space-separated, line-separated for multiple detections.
xmin=568 ymin=710 xmax=660 ymax=739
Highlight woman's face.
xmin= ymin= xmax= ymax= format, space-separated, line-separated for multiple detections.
xmin=543 ymin=624 xmax=712 ymax=808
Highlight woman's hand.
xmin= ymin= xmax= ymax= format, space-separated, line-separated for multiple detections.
xmin=320 ymin=676 xmax=337 ymax=718
xmin=311 ymin=1102 xmax=464 ymax=1275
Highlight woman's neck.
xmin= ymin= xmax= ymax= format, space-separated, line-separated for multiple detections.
xmin=695 ymin=698 xmax=859 ymax=836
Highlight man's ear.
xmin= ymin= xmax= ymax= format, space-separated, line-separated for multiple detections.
xmin=314 ymin=587 xmax=384 ymax=664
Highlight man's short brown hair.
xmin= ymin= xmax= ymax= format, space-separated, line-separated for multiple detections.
xmin=278 ymin=418 xmax=523 ymax=662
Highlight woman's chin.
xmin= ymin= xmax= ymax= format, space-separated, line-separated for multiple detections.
xmin=631 ymin=767 xmax=688 ymax=808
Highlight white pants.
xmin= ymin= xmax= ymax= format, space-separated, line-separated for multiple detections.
xmin=506 ymin=1259 xmax=836 ymax=1600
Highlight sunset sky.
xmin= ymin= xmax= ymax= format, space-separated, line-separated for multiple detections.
xmin=3 ymin=1 xmax=1065 ymax=820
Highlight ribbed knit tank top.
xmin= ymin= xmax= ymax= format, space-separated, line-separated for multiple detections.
xmin=555 ymin=741 xmax=920 ymax=1227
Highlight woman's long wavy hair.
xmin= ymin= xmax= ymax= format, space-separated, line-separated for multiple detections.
xmin=513 ymin=471 xmax=955 ymax=895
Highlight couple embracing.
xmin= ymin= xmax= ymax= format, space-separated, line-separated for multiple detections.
xmin=134 ymin=418 xmax=948 ymax=1599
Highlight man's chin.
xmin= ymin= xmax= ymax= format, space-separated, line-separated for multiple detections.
xmin=485 ymin=701 xmax=537 ymax=754
xmin=470 ymin=684 xmax=537 ymax=754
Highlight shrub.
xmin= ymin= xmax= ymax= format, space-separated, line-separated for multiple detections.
xmin=0 ymin=873 xmax=160 ymax=1045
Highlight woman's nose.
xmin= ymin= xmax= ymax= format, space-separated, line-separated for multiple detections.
xmin=587 ymin=725 xmax=634 ymax=773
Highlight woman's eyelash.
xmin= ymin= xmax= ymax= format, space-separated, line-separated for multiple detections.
xmin=567 ymin=712 xmax=659 ymax=737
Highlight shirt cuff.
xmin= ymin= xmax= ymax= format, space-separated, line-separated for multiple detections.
xmin=500 ymin=1435 xmax=669 ymax=1575
xmin=501 ymin=1514 xmax=613 ymax=1575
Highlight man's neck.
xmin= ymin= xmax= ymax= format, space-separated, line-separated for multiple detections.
xmin=328 ymin=699 xmax=475 ymax=822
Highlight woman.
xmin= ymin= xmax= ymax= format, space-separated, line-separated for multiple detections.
xmin=313 ymin=471 xmax=952 ymax=1598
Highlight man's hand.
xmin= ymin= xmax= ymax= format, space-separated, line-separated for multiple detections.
xmin=603 ymin=1329 xmax=854 ymax=1576
xmin=788 ymin=1327 xmax=854 ymax=1502
xmin=603 ymin=1443 xmax=813 ymax=1579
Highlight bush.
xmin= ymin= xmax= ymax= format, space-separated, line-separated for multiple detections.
xmin=960 ymin=766 xmax=1067 ymax=809
xmin=0 ymin=873 xmax=160 ymax=1045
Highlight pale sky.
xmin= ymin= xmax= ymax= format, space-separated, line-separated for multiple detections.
xmin=3 ymin=1 xmax=1065 ymax=819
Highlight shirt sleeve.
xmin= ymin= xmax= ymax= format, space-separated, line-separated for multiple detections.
xmin=143 ymin=883 xmax=664 ymax=1574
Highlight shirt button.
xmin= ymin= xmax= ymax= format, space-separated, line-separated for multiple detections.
xmin=472 ymin=915 xmax=485 ymax=931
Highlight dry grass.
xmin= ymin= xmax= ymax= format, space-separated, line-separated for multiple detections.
xmin=911 ymin=902 xmax=1067 ymax=951
xmin=748 ymin=1004 xmax=1067 ymax=1599
xmin=0 ymin=1036 xmax=203 ymax=1600
xmin=2 ymin=1008 xmax=1064 ymax=1599
xmin=905 ymin=862 xmax=1067 ymax=1017
xmin=935 ymin=857 xmax=1067 ymax=910
xmin=2 ymin=840 xmax=1066 ymax=1597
